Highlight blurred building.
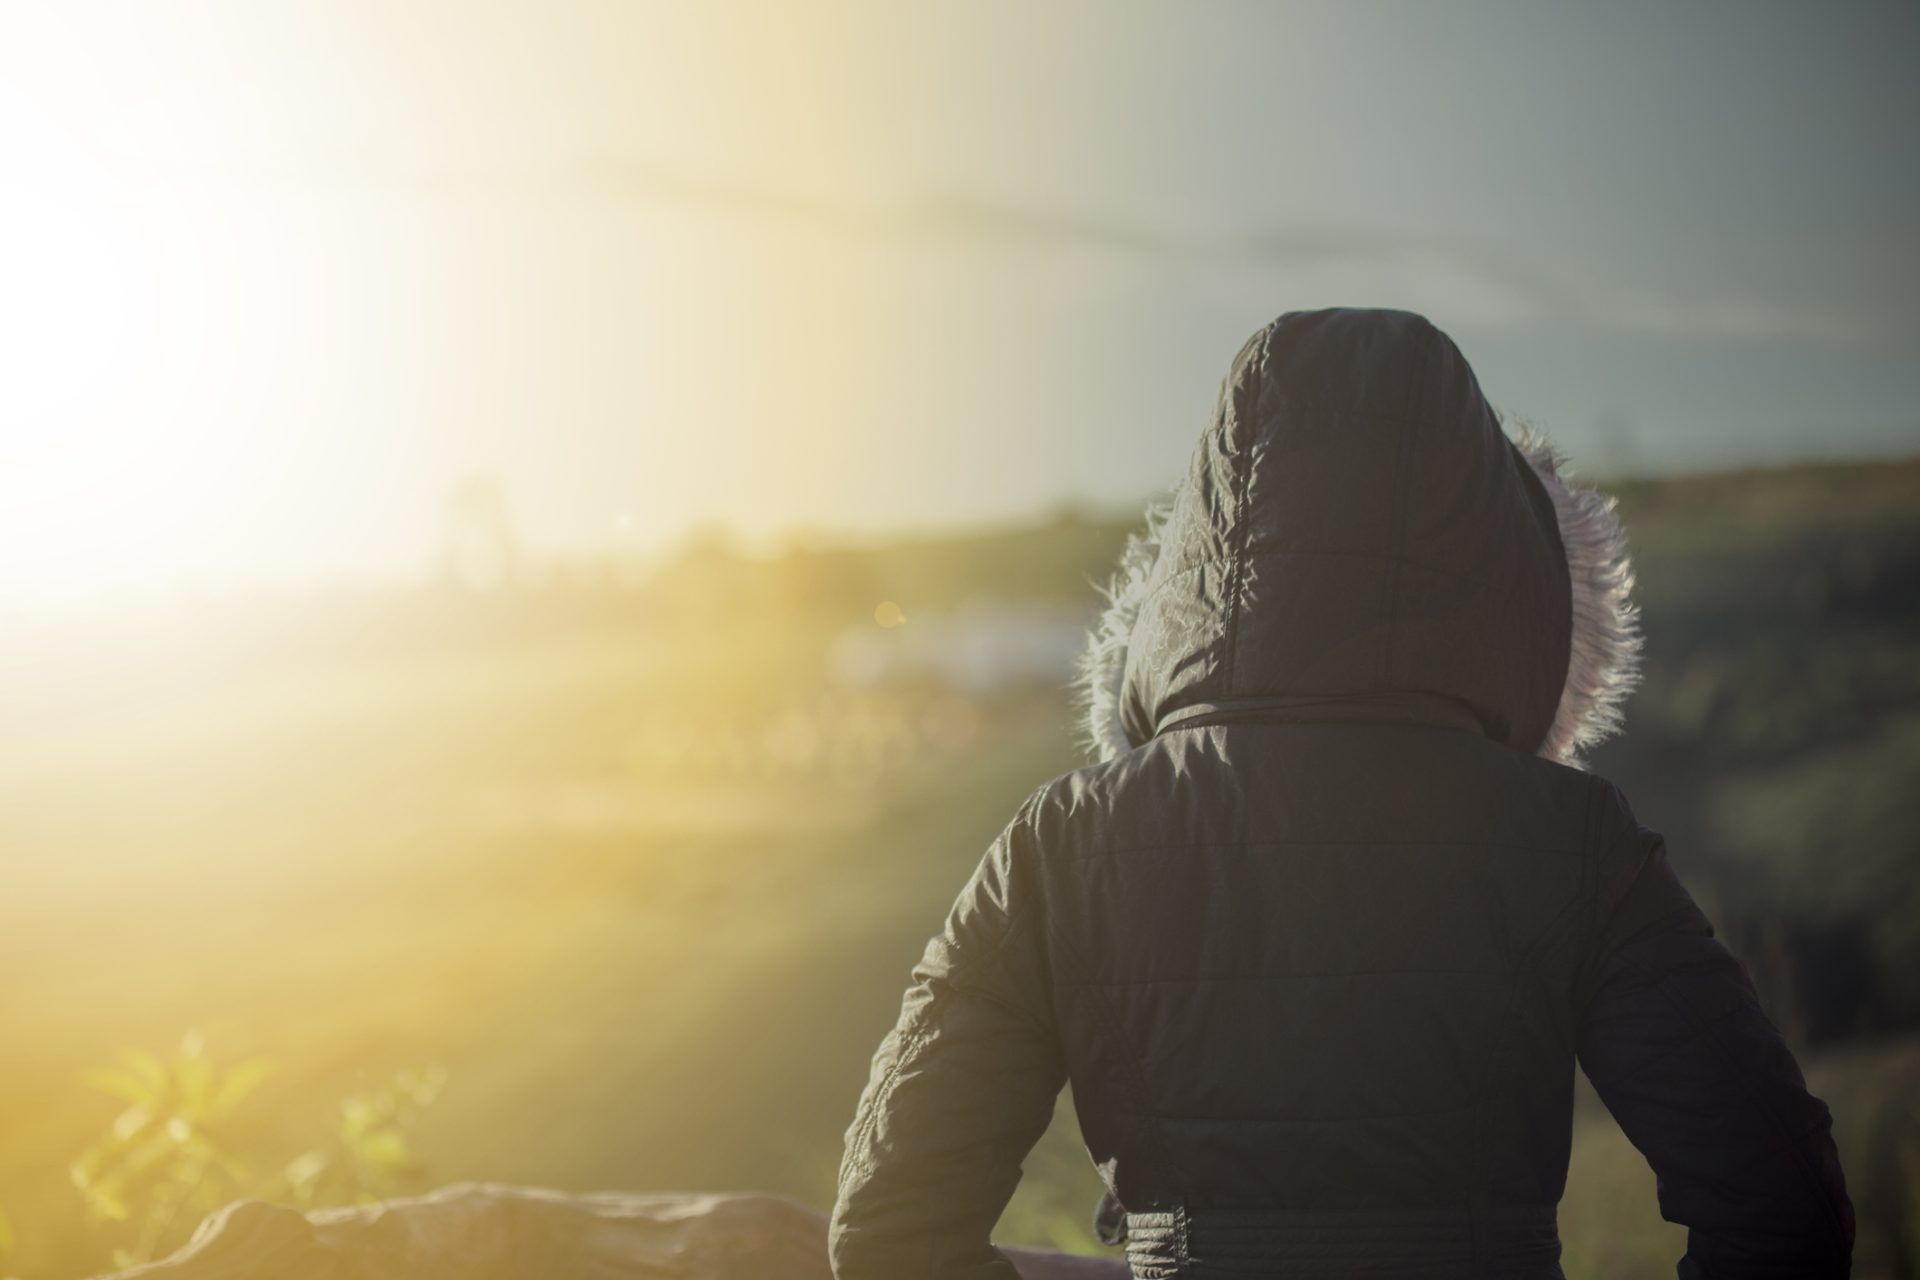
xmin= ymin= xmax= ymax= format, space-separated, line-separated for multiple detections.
xmin=828 ymin=601 xmax=1086 ymax=693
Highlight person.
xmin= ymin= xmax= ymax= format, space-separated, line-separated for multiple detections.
xmin=828 ymin=309 xmax=1853 ymax=1280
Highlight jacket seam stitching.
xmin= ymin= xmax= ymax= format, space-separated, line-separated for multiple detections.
xmin=1573 ymin=775 xmax=1607 ymax=1015
xmin=1062 ymin=837 xmax=1581 ymax=864
xmin=958 ymin=789 xmax=1055 ymax=1029
xmin=1129 ymin=542 xmax=1500 ymax=614
xmin=838 ymin=1024 xmax=928 ymax=1187
xmin=1058 ymin=968 xmax=1516 ymax=986
xmin=1598 ymin=904 xmax=1708 ymax=957
xmin=1220 ymin=328 xmax=1269 ymax=697
xmin=1047 ymin=922 xmax=1197 ymax=1199
xmin=1379 ymin=335 xmax=1430 ymax=689
xmin=1615 ymin=954 xmax=1853 ymax=1253
xmin=1258 ymin=399 xmax=1423 ymax=426
xmin=1459 ymin=858 xmax=1587 ymax=1269
xmin=1119 ymin=1100 xmax=1477 ymax=1125
xmin=1580 ymin=996 xmax=1770 ymax=1078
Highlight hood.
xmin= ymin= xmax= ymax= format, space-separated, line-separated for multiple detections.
xmin=1077 ymin=308 xmax=1640 ymax=768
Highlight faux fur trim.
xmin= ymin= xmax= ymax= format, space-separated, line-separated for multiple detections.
xmin=1074 ymin=427 xmax=1641 ymax=768
xmin=1510 ymin=420 xmax=1643 ymax=768
xmin=1075 ymin=499 xmax=1170 ymax=762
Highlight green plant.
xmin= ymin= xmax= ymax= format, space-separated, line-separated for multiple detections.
xmin=68 ymin=1033 xmax=270 ymax=1269
xmin=279 ymin=1066 xmax=447 ymax=1208
xmin=64 ymin=1035 xmax=444 ymax=1272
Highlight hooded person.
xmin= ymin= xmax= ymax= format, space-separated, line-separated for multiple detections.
xmin=828 ymin=309 xmax=1853 ymax=1280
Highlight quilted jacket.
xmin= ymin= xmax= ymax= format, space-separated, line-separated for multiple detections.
xmin=829 ymin=309 xmax=1853 ymax=1279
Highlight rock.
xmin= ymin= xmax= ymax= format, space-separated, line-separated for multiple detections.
xmin=92 ymin=1184 xmax=1123 ymax=1279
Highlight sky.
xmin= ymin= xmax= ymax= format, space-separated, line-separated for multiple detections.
xmin=0 ymin=0 xmax=1916 ymax=607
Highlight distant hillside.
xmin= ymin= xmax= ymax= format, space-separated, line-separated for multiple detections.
xmin=1590 ymin=458 xmax=1920 ymax=1044
xmin=657 ymin=454 xmax=1920 ymax=1042
xmin=1 ymin=455 xmax=1912 ymax=1278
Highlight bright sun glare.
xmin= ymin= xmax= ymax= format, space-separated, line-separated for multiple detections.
xmin=0 ymin=13 xmax=291 ymax=615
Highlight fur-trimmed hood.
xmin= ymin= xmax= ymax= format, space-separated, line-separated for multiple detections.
xmin=1076 ymin=309 xmax=1640 ymax=769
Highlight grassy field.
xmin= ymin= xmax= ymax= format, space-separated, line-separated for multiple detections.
xmin=1 ymin=458 xmax=1916 ymax=1277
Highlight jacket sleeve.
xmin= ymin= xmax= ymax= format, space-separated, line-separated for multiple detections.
xmin=1576 ymin=797 xmax=1854 ymax=1280
xmin=830 ymin=795 xmax=1068 ymax=1280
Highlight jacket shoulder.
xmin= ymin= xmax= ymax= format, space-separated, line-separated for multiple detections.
xmin=1576 ymin=770 xmax=1671 ymax=914
xmin=1013 ymin=746 xmax=1168 ymax=851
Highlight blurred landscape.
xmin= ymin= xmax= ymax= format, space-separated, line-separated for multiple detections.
xmin=4 ymin=5 xmax=1916 ymax=1277
xmin=0 ymin=453 xmax=1915 ymax=1278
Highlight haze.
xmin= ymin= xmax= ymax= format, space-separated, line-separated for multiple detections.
xmin=2 ymin=0 xmax=1915 ymax=609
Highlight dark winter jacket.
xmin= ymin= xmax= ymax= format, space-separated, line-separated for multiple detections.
xmin=829 ymin=309 xmax=1853 ymax=1279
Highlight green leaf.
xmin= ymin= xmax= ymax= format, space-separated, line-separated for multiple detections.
xmin=210 ymin=1059 xmax=273 ymax=1116
xmin=114 ymin=1049 xmax=169 ymax=1093
xmin=351 ymin=1129 xmax=410 ymax=1170
xmin=83 ymin=1066 xmax=157 ymax=1106
xmin=175 ymin=1052 xmax=214 ymax=1117
xmin=87 ymin=1186 xmax=130 ymax=1223
xmin=338 ymin=1096 xmax=378 ymax=1139
xmin=282 ymin=1149 xmax=330 ymax=1206
xmin=110 ymin=1104 xmax=154 ymax=1144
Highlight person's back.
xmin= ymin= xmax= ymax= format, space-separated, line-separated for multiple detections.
xmin=829 ymin=309 xmax=1853 ymax=1279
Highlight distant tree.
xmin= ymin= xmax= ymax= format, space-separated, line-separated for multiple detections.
xmin=437 ymin=472 xmax=520 ymax=592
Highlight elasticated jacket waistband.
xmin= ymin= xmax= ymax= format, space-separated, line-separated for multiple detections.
xmin=1123 ymin=1204 xmax=1562 ymax=1279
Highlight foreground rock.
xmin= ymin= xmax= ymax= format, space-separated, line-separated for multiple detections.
xmin=96 ymin=1183 xmax=1123 ymax=1279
